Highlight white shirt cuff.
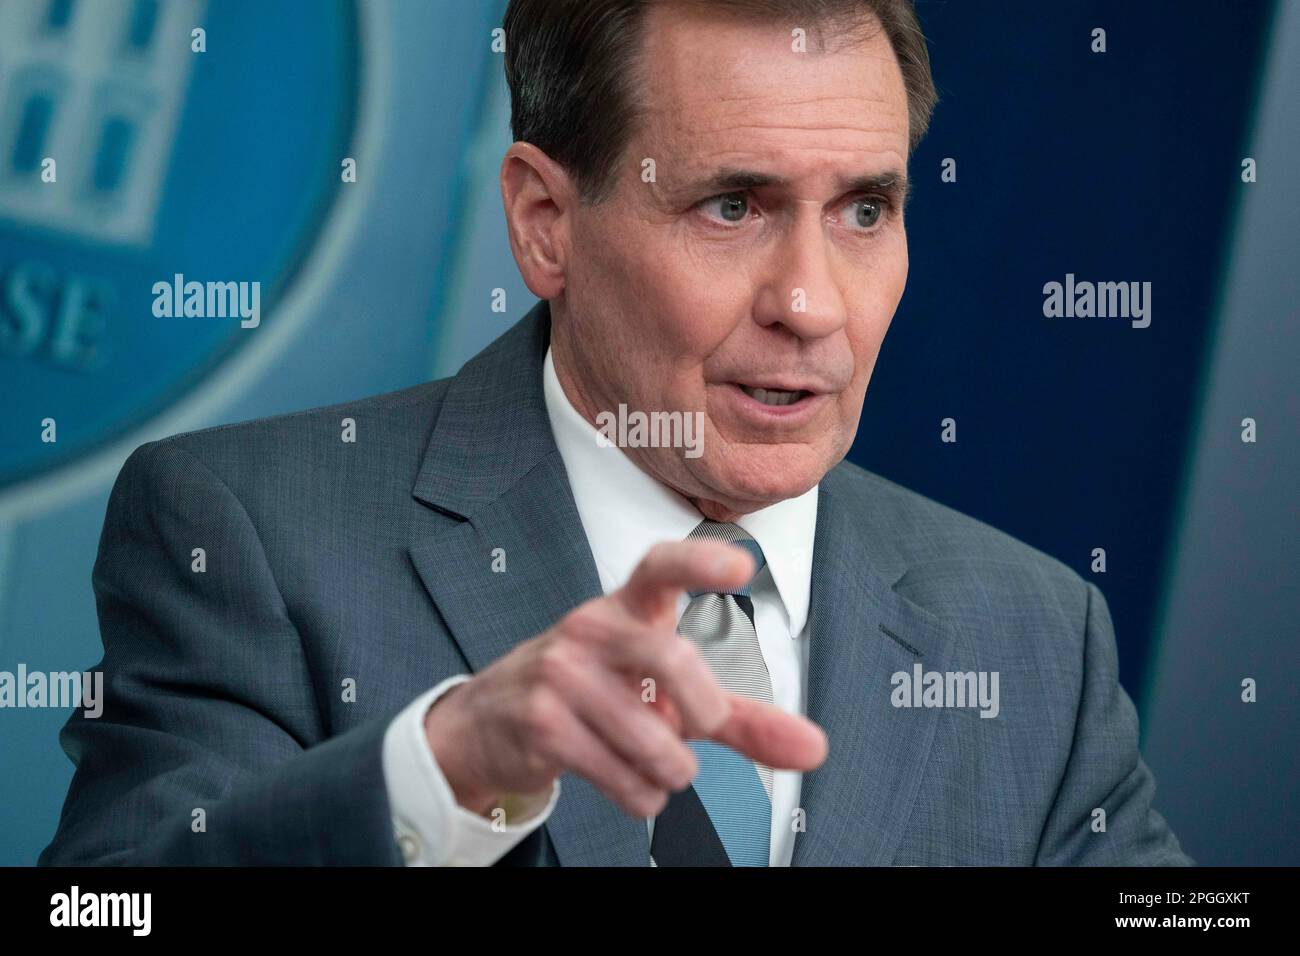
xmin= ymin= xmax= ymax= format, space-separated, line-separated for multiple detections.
xmin=382 ymin=674 xmax=561 ymax=866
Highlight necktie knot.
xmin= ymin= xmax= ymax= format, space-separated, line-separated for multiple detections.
xmin=685 ymin=520 xmax=766 ymax=597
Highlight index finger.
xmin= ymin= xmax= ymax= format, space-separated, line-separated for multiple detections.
xmin=709 ymin=694 xmax=829 ymax=772
xmin=615 ymin=539 xmax=755 ymax=624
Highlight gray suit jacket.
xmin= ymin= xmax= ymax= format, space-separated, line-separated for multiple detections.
xmin=41 ymin=299 xmax=1192 ymax=866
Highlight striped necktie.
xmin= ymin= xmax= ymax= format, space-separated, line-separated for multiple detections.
xmin=650 ymin=520 xmax=773 ymax=866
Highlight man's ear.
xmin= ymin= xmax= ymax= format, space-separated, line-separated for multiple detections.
xmin=500 ymin=142 xmax=575 ymax=300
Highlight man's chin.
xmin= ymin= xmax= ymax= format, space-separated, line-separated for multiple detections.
xmin=692 ymin=449 xmax=827 ymax=513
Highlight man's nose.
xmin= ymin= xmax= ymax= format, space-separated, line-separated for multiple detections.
xmin=752 ymin=212 xmax=848 ymax=338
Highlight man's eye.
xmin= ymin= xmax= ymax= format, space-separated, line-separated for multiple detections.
xmin=701 ymin=192 xmax=750 ymax=223
xmin=848 ymin=197 xmax=884 ymax=230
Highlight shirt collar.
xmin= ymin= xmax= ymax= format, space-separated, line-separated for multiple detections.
xmin=542 ymin=345 xmax=816 ymax=636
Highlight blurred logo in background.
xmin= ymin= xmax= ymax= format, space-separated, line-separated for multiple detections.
xmin=0 ymin=0 xmax=202 ymax=245
xmin=0 ymin=0 xmax=360 ymax=495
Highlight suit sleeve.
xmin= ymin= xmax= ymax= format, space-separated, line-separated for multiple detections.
xmin=39 ymin=439 xmax=404 ymax=865
xmin=1034 ymin=580 xmax=1195 ymax=866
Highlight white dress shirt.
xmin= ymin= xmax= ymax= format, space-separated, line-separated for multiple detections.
xmin=382 ymin=346 xmax=818 ymax=866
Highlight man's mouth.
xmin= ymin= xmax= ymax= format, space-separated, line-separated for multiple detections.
xmin=737 ymin=384 xmax=813 ymax=407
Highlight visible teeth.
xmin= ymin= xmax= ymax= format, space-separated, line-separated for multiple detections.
xmin=741 ymin=385 xmax=804 ymax=407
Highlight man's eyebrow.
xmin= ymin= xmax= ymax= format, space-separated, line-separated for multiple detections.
xmin=674 ymin=167 xmax=912 ymax=207
xmin=842 ymin=172 xmax=911 ymax=204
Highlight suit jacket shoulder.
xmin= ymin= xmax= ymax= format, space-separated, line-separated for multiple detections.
xmin=824 ymin=458 xmax=1090 ymax=635
xmin=139 ymin=377 xmax=455 ymax=504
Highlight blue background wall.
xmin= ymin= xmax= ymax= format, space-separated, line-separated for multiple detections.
xmin=0 ymin=0 xmax=1294 ymax=865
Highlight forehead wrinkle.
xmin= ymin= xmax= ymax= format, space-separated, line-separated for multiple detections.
xmin=647 ymin=106 xmax=907 ymax=142
xmin=646 ymin=85 xmax=900 ymax=109
xmin=692 ymin=123 xmax=905 ymax=140
xmin=645 ymin=84 xmax=904 ymax=126
xmin=644 ymin=88 xmax=907 ymax=142
xmin=653 ymin=119 xmax=907 ymax=164
xmin=691 ymin=141 xmax=904 ymax=170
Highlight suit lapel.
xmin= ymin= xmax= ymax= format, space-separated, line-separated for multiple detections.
xmin=408 ymin=301 xmax=650 ymax=866
xmin=790 ymin=472 xmax=957 ymax=866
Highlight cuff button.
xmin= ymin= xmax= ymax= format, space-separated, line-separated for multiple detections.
xmin=398 ymin=833 xmax=420 ymax=863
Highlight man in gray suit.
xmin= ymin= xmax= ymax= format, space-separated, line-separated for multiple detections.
xmin=42 ymin=0 xmax=1191 ymax=866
